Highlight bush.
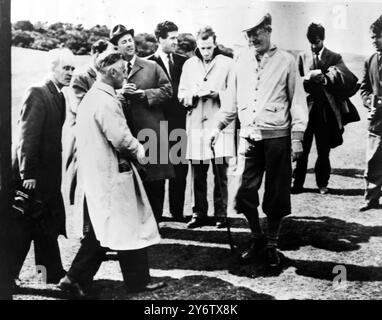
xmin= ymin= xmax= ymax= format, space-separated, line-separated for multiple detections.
xmin=12 ymin=30 xmax=34 ymax=47
xmin=13 ymin=20 xmax=34 ymax=31
xmin=12 ymin=21 xmax=111 ymax=55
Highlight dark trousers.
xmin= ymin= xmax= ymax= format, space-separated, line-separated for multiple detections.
xmin=67 ymin=200 xmax=150 ymax=289
xmin=191 ymin=158 xmax=228 ymax=218
xmin=168 ymin=163 xmax=189 ymax=217
xmin=12 ymin=217 xmax=65 ymax=283
xmin=293 ymin=103 xmax=332 ymax=188
xmin=143 ymin=180 xmax=165 ymax=223
xmin=364 ymin=132 xmax=382 ymax=204
xmin=235 ymin=137 xmax=292 ymax=218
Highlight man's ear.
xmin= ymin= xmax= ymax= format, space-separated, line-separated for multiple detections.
xmin=108 ymin=66 xmax=116 ymax=78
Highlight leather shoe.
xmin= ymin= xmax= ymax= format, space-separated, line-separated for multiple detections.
xmin=266 ymin=247 xmax=281 ymax=268
xmin=359 ymin=201 xmax=379 ymax=212
xmin=46 ymin=269 xmax=67 ymax=284
xmin=126 ymin=281 xmax=166 ymax=293
xmin=291 ymin=185 xmax=304 ymax=194
xmin=240 ymin=236 xmax=267 ymax=262
xmin=215 ymin=218 xmax=228 ymax=228
xmin=58 ymin=276 xmax=85 ymax=298
xmin=187 ymin=217 xmax=206 ymax=229
xmin=319 ymin=187 xmax=329 ymax=195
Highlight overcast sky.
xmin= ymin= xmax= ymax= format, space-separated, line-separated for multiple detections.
xmin=11 ymin=0 xmax=382 ymax=54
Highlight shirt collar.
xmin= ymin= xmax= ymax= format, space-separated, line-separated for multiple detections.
xmin=128 ymin=55 xmax=136 ymax=67
xmin=313 ymin=46 xmax=325 ymax=59
xmin=157 ymin=48 xmax=171 ymax=63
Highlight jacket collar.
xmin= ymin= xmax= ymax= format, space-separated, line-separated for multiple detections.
xmin=46 ymin=79 xmax=61 ymax=95
xmin=194 ymin=46 xmax=223 ymax=62
xmin=93 ymin=81 xmax=116 ymax=97
xmin=127 ymin=56 xmax=143 ymax=79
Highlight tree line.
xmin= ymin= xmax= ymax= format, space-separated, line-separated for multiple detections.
xmin=12 ymin=20 xmax=234 ymax=58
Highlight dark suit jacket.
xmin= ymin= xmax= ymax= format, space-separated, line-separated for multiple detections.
xmin=148 ymin=52 xmax=188 ymax=132
xmin=121 ymin=56 xmax=175 ymax=181
xmin=298 ymin=48 xmax=358 ymax=148
xmin=13 ymin=79 xmax=66 ymax=236
xmin=360 ymin=53 xmax=382 ymax=134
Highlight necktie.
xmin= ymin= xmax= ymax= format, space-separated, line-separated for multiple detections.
xmin=59 ymin=91 xmax=66 ymax=123
xmin=313 ymin=53 xmax=320 ymax=69
xmin=127 ymin=61 xmax=132 ymax=76
xmin=378 ymin=54 xmax=382 ymax=79
xmin=168 ymin=53 xmax=175 ymax=79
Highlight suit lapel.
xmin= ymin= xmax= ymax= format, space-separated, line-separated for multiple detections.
xmin=320 ymin=48 xmax=330 ymax=70
xmin=154 ymin=54 xmax=171 ymax=80
xmin=128 ymin=57 xmax=144 ymax=80
xmin=46 ymin=80 xmax=66 ymax=124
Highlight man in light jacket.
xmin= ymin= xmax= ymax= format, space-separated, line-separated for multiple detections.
xmin=58 ymin=50 xmax=165 ymax=297
xmin=210 ymin=13 xmax=308 ymax=267
xmin=178 ymin=26 xmax=236 ymax=229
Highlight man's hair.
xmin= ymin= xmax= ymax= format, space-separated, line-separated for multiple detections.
xmin=95 ymin=51 xmax=123 ymax=74
xmin=91 ymin=39 xmax=110 ymax=55
xmin=307 ymin=23 xmax=325 ymax=42
xmin=48 ymin=47 xmax=75 ymax=71
xmin=154 ymin=21 xmax=178 ymax=41
xmin=176 ymin=33 xmax=197 ymax=54
xmin=370 ymin=15 xmax=382 ymax=36
xmin=196 ymin=26 xmax=216 ymax=42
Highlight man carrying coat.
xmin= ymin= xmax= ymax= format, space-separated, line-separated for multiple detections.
xmin=179 ymin=26 xmax=236 ymax=229
xmin=12 ymin=48 xmax=75 ymax=283
xmin=110 ymin=24 xmax=174 ymax=224
xmin=292 ymin=23 xmax=359 ymax=195
xmin=148 ymin=21 xmax=189 ymax=221
xmin=58 ymin=50 xmax=164 ymax=297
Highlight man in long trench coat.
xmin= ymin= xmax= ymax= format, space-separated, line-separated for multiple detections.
xmin=178 ymin=26 xmax=236 ymax=229
xmin=58 ymin=51 xmax=165 ymax=297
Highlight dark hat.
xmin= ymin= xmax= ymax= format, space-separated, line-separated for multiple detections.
xmin=242 ymin=13 xmax=272 ymax=34
xmin=110 ymin=24 xmax=135 ymax=45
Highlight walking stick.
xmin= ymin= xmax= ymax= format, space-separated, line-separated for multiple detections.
xmin=211 ymin=146 xmax=236 ymax=254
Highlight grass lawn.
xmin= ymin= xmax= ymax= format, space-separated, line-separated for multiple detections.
xmin=11 ymin=47 xmax=382 ymax=300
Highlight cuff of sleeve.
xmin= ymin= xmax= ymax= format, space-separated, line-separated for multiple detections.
xmin=292 ymin=131 xmax=304 ymax=141
xmin=20 ymin=171 xmax=35 ymax=181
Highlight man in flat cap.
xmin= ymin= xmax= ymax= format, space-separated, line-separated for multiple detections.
xmin=110 ymin=24 xmax=174 ymax=225
xmin=59 ymin=50 xmax=164 ymax=297
xmin=210 ymin=13 xmax=308 ymax=267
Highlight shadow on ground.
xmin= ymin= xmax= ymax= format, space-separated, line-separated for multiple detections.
xmin=14 ymin=276 xmax=274 ymax=300
xmin=307 ymin=168 xmax=364 ymax=179
xmin=301 ymin=188 xmax=364 ymax=196
xmin=160 ymin=216 xmax=382 ymax=252
xmin=154 ymin=216 xmax=382 ymax=281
